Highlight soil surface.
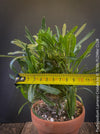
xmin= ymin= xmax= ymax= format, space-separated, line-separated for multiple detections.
xmin=34 ymin=101 xmax=82 ymax=122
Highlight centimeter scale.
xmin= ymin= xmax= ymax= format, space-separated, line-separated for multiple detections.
xmin=15 ymin=73 xmax=100 ymax=86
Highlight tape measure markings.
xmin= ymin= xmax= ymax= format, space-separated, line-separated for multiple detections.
xmin=15 ymin=73 xmax=100 ymax=86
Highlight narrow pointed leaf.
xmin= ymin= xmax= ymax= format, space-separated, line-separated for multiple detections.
xmin=18 ymin=101 xmax=28 ymax=115
xmin=9 ymin=74 xmax=15 ymax=80
xmin=28 ymin=85 xmax=34 ymax=102
xmin=0 ymin=55 xmax=16 ymax=58
xmin=74 ymin=41 xmax=96 ymax=69
xmin=76 ymin=95 xmax=83 ymax=105
xmin=25 ymin=26 xmax=35 ymax=44
xmin=70 ymin=26 xmax=78 ymax=34
xmin=83 ymin=64 xmax=100 ymax=73
xmin=80 ymin=41 xmax=96 ymax=59
xmin=75 ymin=23 xmax=87 ymax=37
xmin=62 ymin=24 xmax=67 ymax=37
xmin=20 ymin=86 xmax=28 ymax=99
xmin=39 ymin=84 xmax=61 ymax=95
xmin=41 ymin=17 xmax=46 ymax=31
xmin=74 ymin=29 xmax=95 ymax=53
xmin=8 ymin=51 xmax=25 ymax=55
xmin=11 ymin=39 xmax=26 ymax=49
xmin=10 ymin=56 xmax=24 ymax=70
xmin=40 ymin=93 xmax=55 ymax=106
xmin=78 ymin=87 xmax=94 ymax=95
xmin=55 ymin=25 xmax=60 ymax=38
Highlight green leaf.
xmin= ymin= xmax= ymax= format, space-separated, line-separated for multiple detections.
xmin=25 ymin=45 xmax=32 ymax=62
xmin=31 ymin=55 xmax=39 ymax=69
xmin=33 ymin=35 xmax=38 ymax=40
xmin=75 ymin=23 xmax=87 ymax=37
xmin=0 ymin=55 xmax=16 ymax=58
xmin=63 ymin=33 xmax=76 ymax=57
xmin=78 ymin=65 xmax=86 ymax=73
xmin=62 ymin=33 xmax=70 ymax=56
xmin=11 ymin=39 xmax=26 ymax=49
xmin=78 ymin=87 xmax=94 ymax=95
xmin=38 ymin=68 xmax=46 ymax=73
xmin=69 ymin=87 xmax=76 ymax=115
xmin=20 ymin=86 xmax=28 ymax=99
xmin=18 ymin=101 xmax=28 ymax=115
xmin=8 ymin=51 xmax=25 ymax=55
xmin=70 ymin=34 xmax=76 ymax=56
xmin=39 ymin=84 xmax=61 ymax=95
xmin=10 ymin=56 xmax=24 ymax=71
xmin=76 ymin=95 xmax=83 ymax=105
xmin=25 ymin=26 xmax=35 ymax=44
xmin=9 ymin=74 xmax=15 ymax=80
xmin=70 ymin=26 xmax=78 ymax=34
xmin=25 ymin=45 xmax=35 ymax=73
xmin=66 ymin=56 xmax=77 ymax=60
xmin=74 ymin=29 xmax=95 ymax=53
xmin=62 ymin=24 xmax=67 ymax=37
xmin=73 ymin=41 xmax=96 ymax=69
xmin=40 ymin=93 xmax=56 ymax=106
xmin=38 ymin=32 xmax=55 ymax=49
xmin=28 ymin=85 xmax=34 ymax=102
xmin=17 ymin=59 xmax=28 ymax=73
xmin=28 ymin=44 xmax=38 ymax=50
xmin=41 ymin=16 xmax=46 ymax=31
xmin=55 ymin=25 xmax=60 ymax=38
xmin=80 ymin=41 xmax=96 ymax=59
xmin=83 ymin=64 xmax=100 ymax=73
xmin=25 ymin=59 xmax=34 ymax=73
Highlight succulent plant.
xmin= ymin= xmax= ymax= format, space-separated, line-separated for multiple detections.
xmin=0 ymin=17 xmax=98 ymax=119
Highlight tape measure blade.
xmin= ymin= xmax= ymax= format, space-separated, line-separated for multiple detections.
xmin=16 ymin=73 xmax=100 ymax=86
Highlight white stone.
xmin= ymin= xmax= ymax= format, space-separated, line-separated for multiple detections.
xmin=52 ymin=112 xmax=56 ymax=114
xmin=42 ymin=115 xmax=44 ymax=117
xmin=50 ymin=118 xmax=54 ymax=122
xmin=63 ymin=116 xmax=66 ymax=119
xmin=71 ymin=116 xmax=74 ymax=120
xmin=44 ymin=115 xmax=47 ymax=118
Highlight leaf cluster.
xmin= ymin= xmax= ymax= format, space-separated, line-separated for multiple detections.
xmin=0 ymin=17 xmax=98 ymax=118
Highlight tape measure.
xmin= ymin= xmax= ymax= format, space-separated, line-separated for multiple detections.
xmin=15 ymin=73 xmax=100 ymax=86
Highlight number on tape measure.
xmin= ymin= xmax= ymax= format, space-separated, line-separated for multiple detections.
xmin=15 ymin=73 xmax=100 ymax=86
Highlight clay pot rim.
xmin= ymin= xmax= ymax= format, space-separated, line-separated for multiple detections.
xmin=31 ymin=100 xmax=85 ymax=124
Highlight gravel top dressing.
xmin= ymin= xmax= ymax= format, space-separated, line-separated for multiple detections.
xmin=34 ymin=101 xmax=82 ymax=122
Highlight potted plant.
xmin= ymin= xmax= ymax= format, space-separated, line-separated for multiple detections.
xmin=0 ymin=17 xmax=98 ymax=134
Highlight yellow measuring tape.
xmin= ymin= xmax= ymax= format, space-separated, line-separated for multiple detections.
xmin=15 ymin=73 xmax=100 ymax=86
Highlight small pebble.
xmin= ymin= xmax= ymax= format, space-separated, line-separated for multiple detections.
xmin=58 ymin=111 xmax=61 ymax=116
xmin=50 ymin=118 xmax=54 ymax=122
xmin=55 ymin=115 xmax=58 ymax=118
xmin=52 ymin=112 xmax=56 ymax=114
xmin=62 ymin=104 xmax=64 ymax=108
xmin=60 ymin=117 xmax=64 ymax=121
xmin=42 ymin=115 xmax=44 ymax=117
xmin=71 ymin=116 xmax=74 ymax=120
xmin=62 ymin=111 xmax=65 ymax=114
xmin=63 ymin=116 xmax=66 ymax=119
xmin=44 ymin=115 xmax=47 ymax=118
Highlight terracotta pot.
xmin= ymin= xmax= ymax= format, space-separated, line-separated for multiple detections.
xmin=31 ymin=100 xmax=85 ymax=134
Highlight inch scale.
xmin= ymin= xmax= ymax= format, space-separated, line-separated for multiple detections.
xmin=15 ymin=73 xmax=100 ymax=86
